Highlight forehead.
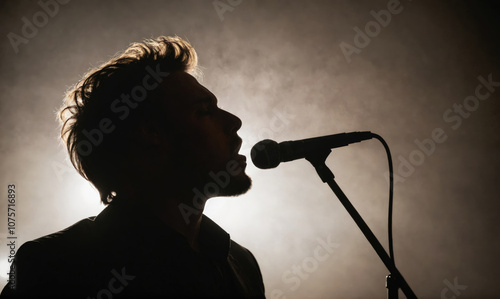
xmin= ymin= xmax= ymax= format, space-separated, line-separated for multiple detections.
xmin=158 ymin=71 xmax=213 ymax=106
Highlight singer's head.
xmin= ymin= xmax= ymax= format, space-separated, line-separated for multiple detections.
xmin=59 ymin=36 xmax=251 ymax=207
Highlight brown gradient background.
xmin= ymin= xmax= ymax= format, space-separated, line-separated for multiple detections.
xmin=1 ymin=1 xmax=499 ymax=298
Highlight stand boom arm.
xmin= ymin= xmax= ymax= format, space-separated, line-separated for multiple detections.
xmin=305 ymin=149 xmax=417 ymax=299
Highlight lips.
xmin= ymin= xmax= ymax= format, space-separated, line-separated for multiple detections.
xmin=231 ymin=137 xmax=247 ymax=166
xmin=234 ymin=155 xmax=247 ymax=168
xmin=235 ymin=154 xmax=246 ymax=162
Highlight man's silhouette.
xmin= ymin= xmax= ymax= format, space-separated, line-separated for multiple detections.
xmin=1 ymin=36 xmax=265 ymax=298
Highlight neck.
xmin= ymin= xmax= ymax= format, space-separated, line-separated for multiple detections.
xmin=154 ymin=196 xmax=205 ymax=252
xmin=118 ymin=174 xmax=207 ymax=251
xmin=125 ymin=189 xmax=206 ymax=252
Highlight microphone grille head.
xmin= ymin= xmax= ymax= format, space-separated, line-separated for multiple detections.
xmin=251 ymin=139 xmax=281 ymax=169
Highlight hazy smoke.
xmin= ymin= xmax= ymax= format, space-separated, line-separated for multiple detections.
xmin=1 ymin=1 xmax=499 ymax=297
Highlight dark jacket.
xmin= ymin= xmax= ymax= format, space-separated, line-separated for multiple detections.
xmin=1 ymin=203 xmax=265 ymax=298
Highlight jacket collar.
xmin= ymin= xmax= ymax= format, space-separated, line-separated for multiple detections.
xmin=94 ymin=202 xmax=231 ymax=261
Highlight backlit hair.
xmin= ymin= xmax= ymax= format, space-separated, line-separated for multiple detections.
xmin=59 ymin=36 xmax=198 ymax=204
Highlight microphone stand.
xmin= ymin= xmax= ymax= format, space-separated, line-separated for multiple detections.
xmin=305 ymin=148 xmax=417 ymax=299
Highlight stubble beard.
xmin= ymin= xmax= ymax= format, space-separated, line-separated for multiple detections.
xmin=217 ymin=173 xmax=252 ymax=197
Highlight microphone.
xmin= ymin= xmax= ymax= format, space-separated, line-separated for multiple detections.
xmin=251 ymin=131 xmax=373 ymax=169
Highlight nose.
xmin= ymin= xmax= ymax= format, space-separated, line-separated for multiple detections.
xmin=223 ymin=109 xmax=242 ymax=134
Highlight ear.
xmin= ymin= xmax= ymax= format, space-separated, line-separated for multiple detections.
xmin=131 ymin=120 xmax=170 ymax=151
xmin=138 ymin=122 xmax=163 ymax=145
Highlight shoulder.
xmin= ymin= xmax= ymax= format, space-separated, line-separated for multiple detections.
xmin=31 ymin=217 xmax=96 ymax=246
xmin=229 ymin=240 xmax=260 ymax=267
xmin=1 ymin=217 xmax=98 ymax=297
xmin=20 ymin=217 xmax=97 ymax=264
xmin=17 ymin=216 xmax=96 ymax=262
xmin=229 ymin=240 xmax=266 ymax=297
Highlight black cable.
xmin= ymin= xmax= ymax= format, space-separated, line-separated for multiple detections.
xmin=371 ymin=133 xmax=395 ymax=264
